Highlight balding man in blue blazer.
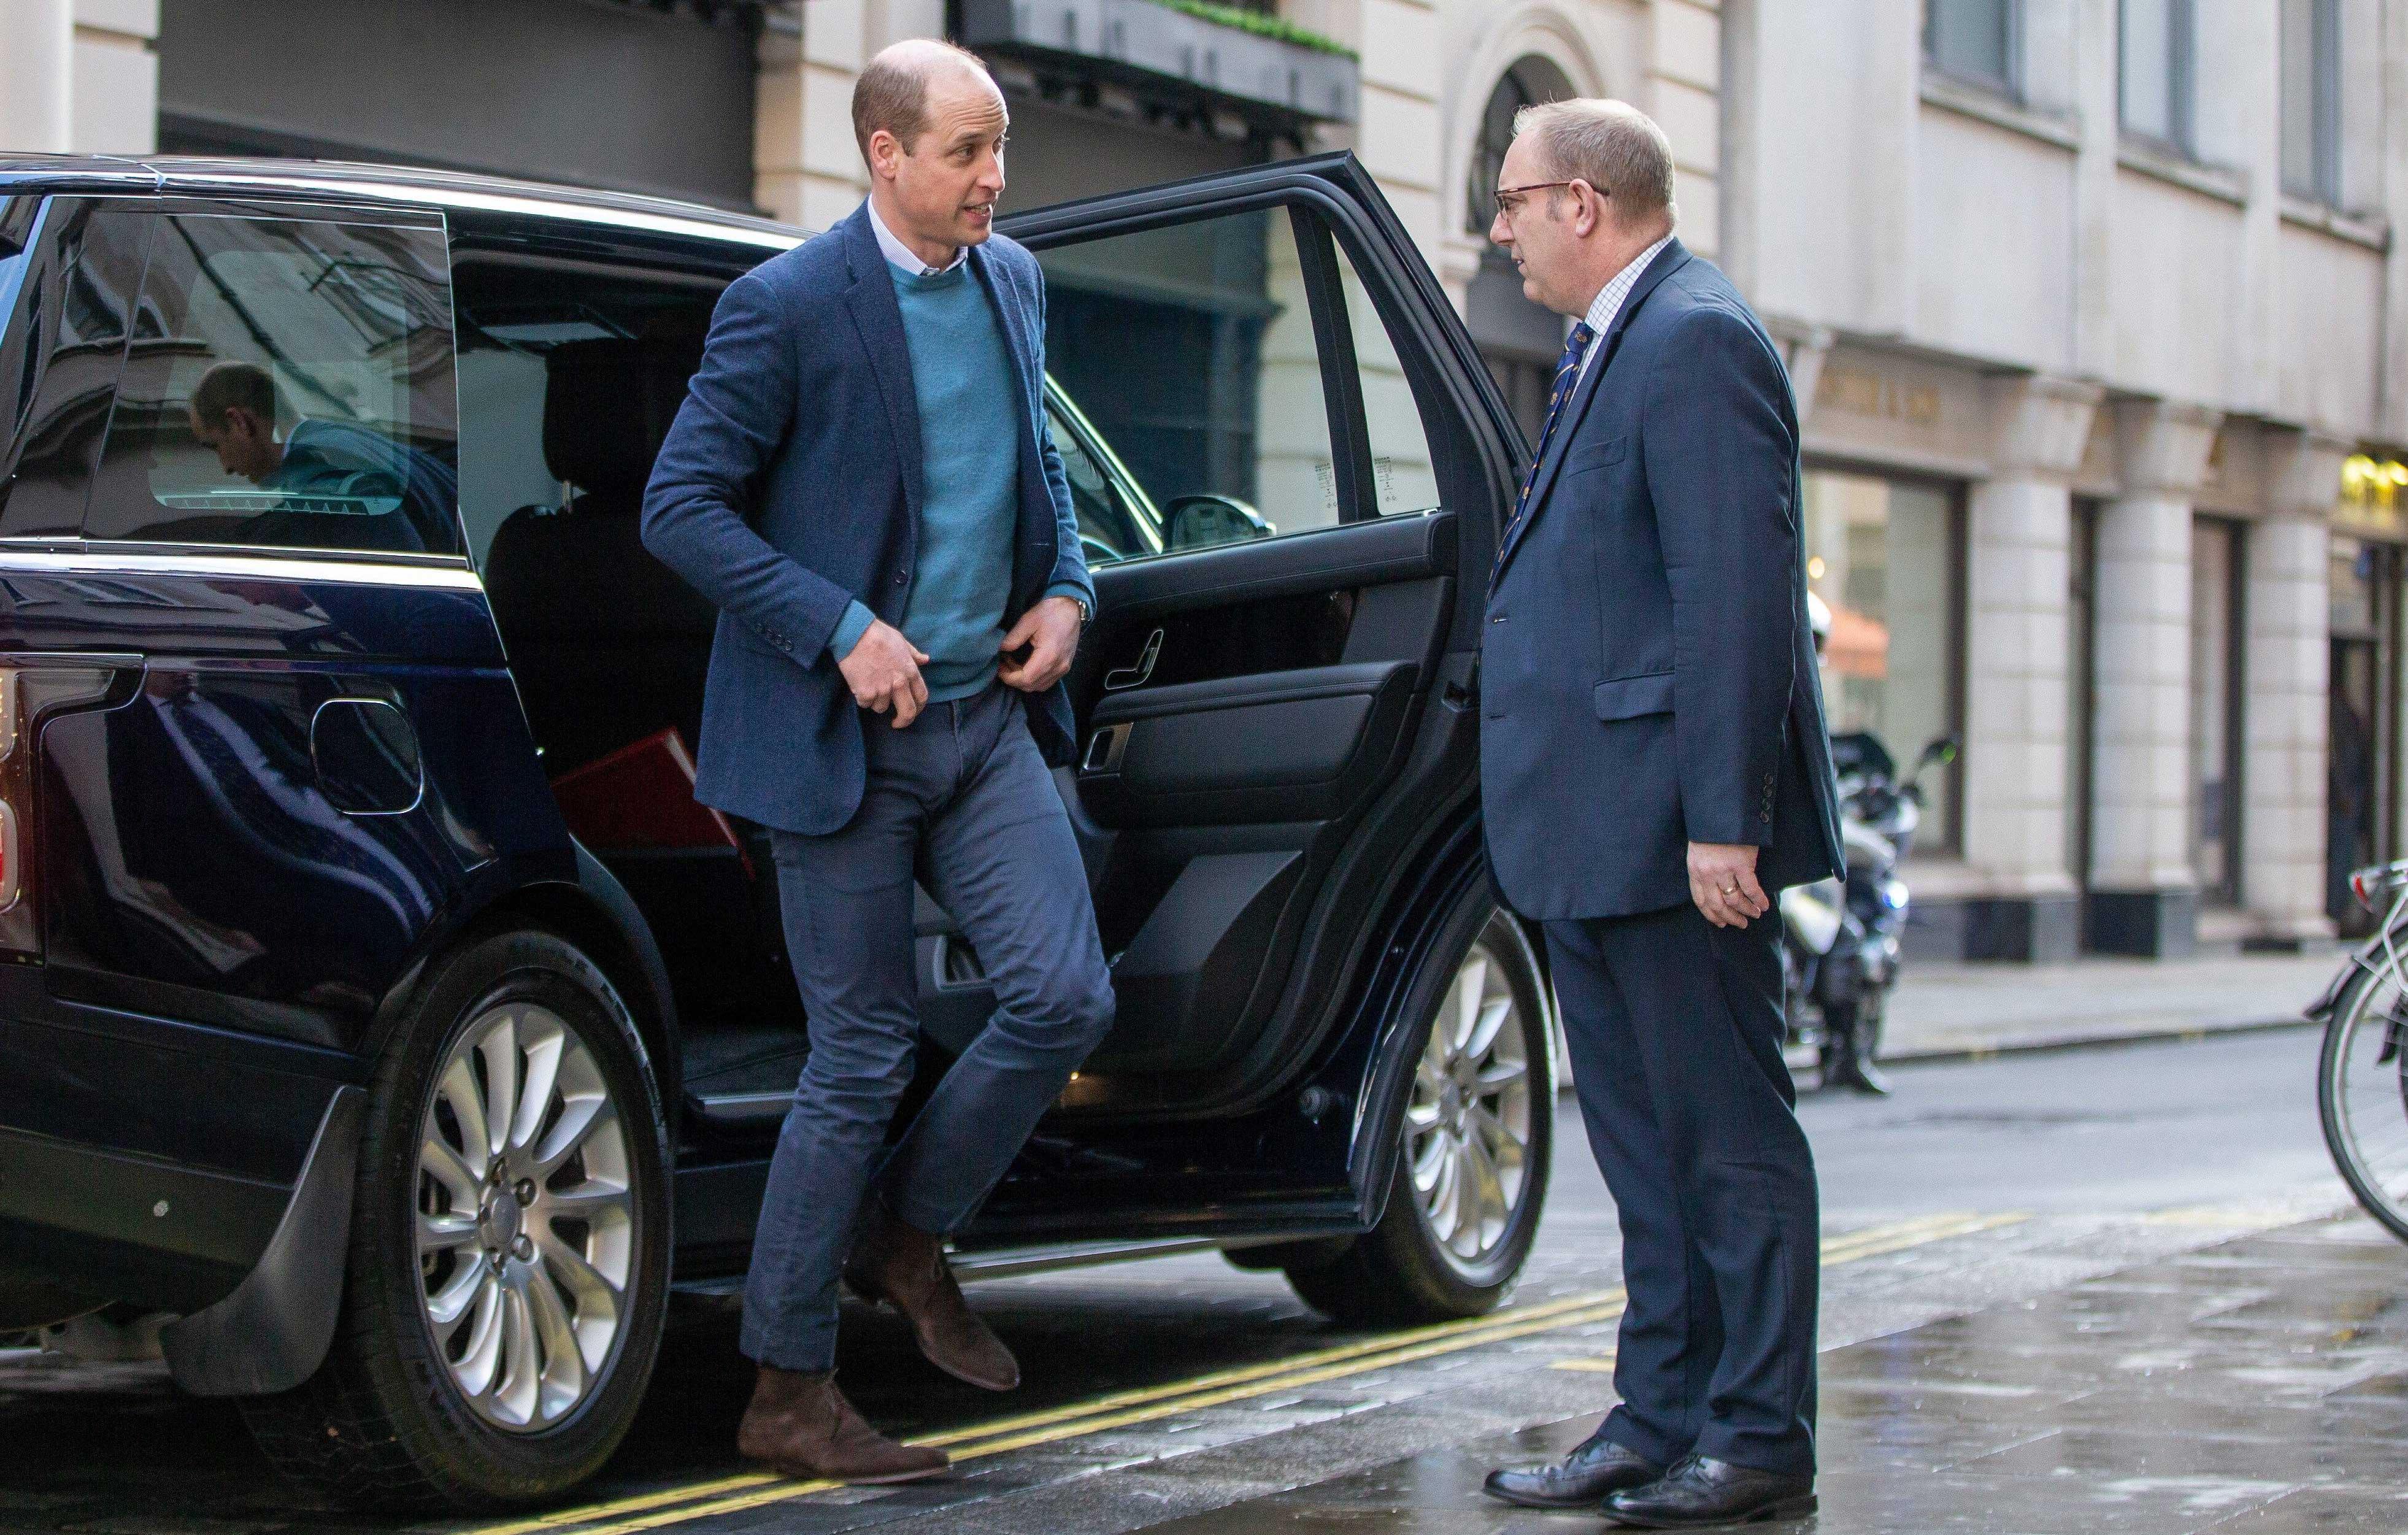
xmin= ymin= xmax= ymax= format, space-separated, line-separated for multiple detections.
xmin=643 ymin=39 xmax=1111 ymax=1486
xmin=1474 ymin=101 xmax=1844 ymax=1529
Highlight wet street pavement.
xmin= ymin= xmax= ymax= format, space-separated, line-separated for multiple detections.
xmin=6 ymin=1026 xmax=2402 ymax=1534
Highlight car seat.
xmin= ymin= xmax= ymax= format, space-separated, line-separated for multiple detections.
xmin=482 ymin=337 xmax=717 ymax=775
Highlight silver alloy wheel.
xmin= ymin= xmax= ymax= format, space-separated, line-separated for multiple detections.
xmin=416 ymin=1002 xmax=636 ymax=1433
xmin=1405 ymin=939 xmax=1534 ymax=1266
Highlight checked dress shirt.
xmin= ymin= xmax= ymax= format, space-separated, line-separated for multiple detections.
xmin=1491 ymin=234 xmax=1674 ymax=586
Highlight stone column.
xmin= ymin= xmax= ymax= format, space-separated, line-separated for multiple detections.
xmin=2242 ymin=431 xmax=2352 ymax=946
xmin=753 ymin=1 xmax=886 ymax=231
xmin=1957 ymin=376 xmax=2102 ymax=961
xmin=2087 ymin=400 xmax=2223 ymax=956
xmin=69 ymin=0 xmax=158 ymax=155
xmin=1342 ymin=0 xmax=1443 ymax=267
xmin=0 ymin=0 xmax=74 ymax=153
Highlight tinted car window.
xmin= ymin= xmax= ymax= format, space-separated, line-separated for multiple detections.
xmin=450 ymin=257 xmax=720 ymax=567
xmin=0 ymin=200 xmax=147 ymax=539
xmin=1037 ymin=203 xmax=1441 ymax=564
xmin=1045 ymin=390 xmax=1159 ymax=565
xmin=85 ymin=214 xmax=461 ymax=556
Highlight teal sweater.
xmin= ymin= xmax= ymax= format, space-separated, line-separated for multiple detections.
xmin=830 ymin=263 xmax=1079 ymax=702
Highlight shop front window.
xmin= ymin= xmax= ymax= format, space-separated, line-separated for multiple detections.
xmin=1802 ymin=469 xmax=1962 ymax=849
xmin=2329 ymin=536 xmax=2400 ymax=933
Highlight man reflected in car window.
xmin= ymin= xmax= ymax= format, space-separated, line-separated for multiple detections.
xmin=187 ymin=360 xmax=456 ymax=551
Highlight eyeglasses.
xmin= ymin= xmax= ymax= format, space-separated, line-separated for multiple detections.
xmin=1490 ymin=179 xmax=1597 ymax=222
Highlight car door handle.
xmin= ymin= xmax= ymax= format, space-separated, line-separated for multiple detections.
xmin=1104 ymin=628 xmax=1163 ymax=691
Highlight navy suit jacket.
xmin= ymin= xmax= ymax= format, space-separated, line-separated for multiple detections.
xmin=1480 ymin=239 xmax=1845 ymax=921
xmin=641 ymin=205 xmax=1092 ymax=835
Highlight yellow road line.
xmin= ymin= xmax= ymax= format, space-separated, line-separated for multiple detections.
xmin=463 ymin=1212 xmax=2023 ymax=1535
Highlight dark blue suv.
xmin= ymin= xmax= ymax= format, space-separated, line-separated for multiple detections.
xmin=0 ymin=153 xmax=1552 ymax=1509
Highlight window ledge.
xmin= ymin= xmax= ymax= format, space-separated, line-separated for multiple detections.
xmin=2115 ymin=135 xmax=2248 ymax=206
xmin=2280 ymin=193 xmax=2390 ymax=252
xmin=1919 ymin=69 xmax=2080 ymax=152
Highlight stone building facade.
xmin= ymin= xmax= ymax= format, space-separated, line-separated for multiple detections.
xmin=6 ymin=0 xmax=2404 ymax=960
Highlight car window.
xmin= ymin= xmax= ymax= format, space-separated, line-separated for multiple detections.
xmin=1045 ymin=388 xmax=1161 ymax=565
xmin=0 ymin=199 xmax=36 ymax=390
xmin=1337 ymin=253 xmax=1443 ymax=518
xmin=450 ymin=258 xmax=722 ymax=570
xmin=83 ymin=214 xmax=461 ymax=556
xmin=0 ymin=200 xmax=148 ymax=539
xmin=1036 ymin=202 xmax=1441 ymax=566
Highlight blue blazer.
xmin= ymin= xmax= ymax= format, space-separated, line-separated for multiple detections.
xmin=1480 ymin=239 xmax=1844 ymax=921
xmin=642 ymin=205 xmax=1091 ymax=835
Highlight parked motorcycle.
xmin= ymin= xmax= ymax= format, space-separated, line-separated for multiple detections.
xmin=1785 ymin=596 xmax=1956 ymax=1093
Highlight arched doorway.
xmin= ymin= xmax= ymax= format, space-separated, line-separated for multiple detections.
xmin=1464 ymin=56 xmax=1577 ymax=445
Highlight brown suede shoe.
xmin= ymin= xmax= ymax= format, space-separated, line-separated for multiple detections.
xmin=735 ymin=1366 xmax=949 ymax=1484
xmin=843 ymin=1201 xmax=1021 ymax=1390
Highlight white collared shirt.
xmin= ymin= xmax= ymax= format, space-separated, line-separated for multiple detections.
xmin=1572 ymin=233 xmax=1674 ymax=388
xmin=864 ymin=198 xmax=967 ymax=277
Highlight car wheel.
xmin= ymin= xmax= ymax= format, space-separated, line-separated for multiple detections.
xmin=240 ymin=930 xmax=672 ymax=1510
xmin=1285 ymin=907 xmax=1553 ymax=1326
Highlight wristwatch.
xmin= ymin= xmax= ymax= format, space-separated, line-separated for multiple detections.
xmin=1070 ymin=596 xmax=1091 ymax=626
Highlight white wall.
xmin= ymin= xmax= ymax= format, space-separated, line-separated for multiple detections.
xmin=1733 ymin=0 xmax=2399 ymax=454
xmin=1 ymin=0 xmax=156 ymax=156
xmin=1912 ymin=111 xmax=2077 ymax=372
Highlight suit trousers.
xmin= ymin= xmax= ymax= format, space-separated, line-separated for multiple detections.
xmin=1545 ymin=902 xmax=1820 ymax=1476
xmin=739 ymin=684 xmax=1117 ymax=1372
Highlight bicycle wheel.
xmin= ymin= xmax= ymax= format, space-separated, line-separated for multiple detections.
xmin=2318 ymin=956 xmax=2408 ymax=1244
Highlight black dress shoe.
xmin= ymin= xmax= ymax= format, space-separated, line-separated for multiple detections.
xmin=1482 ymin=1432 xmax=1664 ymax=1509
xmin=1603 ymin=1455 xmax=1816 ymax=1528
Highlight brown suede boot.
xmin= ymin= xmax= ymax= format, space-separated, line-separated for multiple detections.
xmin=843 ymin=1201 xmax=1021 ymax=1390
xmin=735 ymin=1366 xmax=949 ymax=1483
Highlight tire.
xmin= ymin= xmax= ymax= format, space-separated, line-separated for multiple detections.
xmin=1820 ymin=987 xmax=1886 ymax=1085
xmin=1285 ymin=907 xmax=1553 ymax=1326
xmin=241 ymin=930 xmax=673 ymax=1510
xmin=2318 ymin=958 xmax=2408 ymax=1245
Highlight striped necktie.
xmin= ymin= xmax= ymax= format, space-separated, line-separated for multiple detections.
xmin=1493 ymin=320 xmax=1596 ymax=583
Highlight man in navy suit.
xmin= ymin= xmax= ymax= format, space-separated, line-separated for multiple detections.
xmin=642 ymin=39 xmax=1112 ymax=1484
xmin=1473 ymin=101 xmax=1844 ymax=1529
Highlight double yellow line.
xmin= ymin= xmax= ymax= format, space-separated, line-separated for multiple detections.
xmin=464 ymin=1210 xmax=2021 ymax=1535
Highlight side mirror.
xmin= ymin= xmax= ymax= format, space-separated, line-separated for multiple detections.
xmin=1900 ymin=734 xmax=1958 ymax=796
xmin=1163 ymin=494 xmax=1275 ymax=552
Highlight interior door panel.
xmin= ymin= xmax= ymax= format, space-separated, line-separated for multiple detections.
xmin=1039 ymin=508 xmax=1453 ymax=1074
xmin=1086 ymin=509 xmax=1453 ymax=621
xmin=1082 ymin=660 xmax=1417 ymax=826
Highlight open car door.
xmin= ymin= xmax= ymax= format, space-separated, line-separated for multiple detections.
xmin=907 ymin=154 xmax=1523 ymax=1113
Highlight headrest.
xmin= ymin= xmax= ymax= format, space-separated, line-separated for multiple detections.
xmin=541 ymin=337 xmax=701 ymax=499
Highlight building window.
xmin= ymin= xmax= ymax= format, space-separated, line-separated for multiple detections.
xmin=1466 ymin=59 xmax=1571 ymax=239
xmin=2282 ymin=0 xmax=2342 ymax=202
xmin=1925 ymin=0 xmax=2018 ymax=97
xmin=1803 ymin=470 xmax=1963 ymax=851
xmin=2191 ymin=517 xmax=2244 ymax=906
xmin=2069 ymin=498 xmax=2101 ymax=896
xmin=2120 ymin=0 xmax=2196 ymax=154
xmin=1465 ymin=55 xmax=1576 ymax=447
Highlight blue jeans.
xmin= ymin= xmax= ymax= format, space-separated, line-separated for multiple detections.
xmin=739 ymin=685 xmax=1116 ymax=1372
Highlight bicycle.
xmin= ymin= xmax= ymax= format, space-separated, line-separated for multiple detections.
xmin=2310 ymin=858 xmax=2408 ymax=1244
